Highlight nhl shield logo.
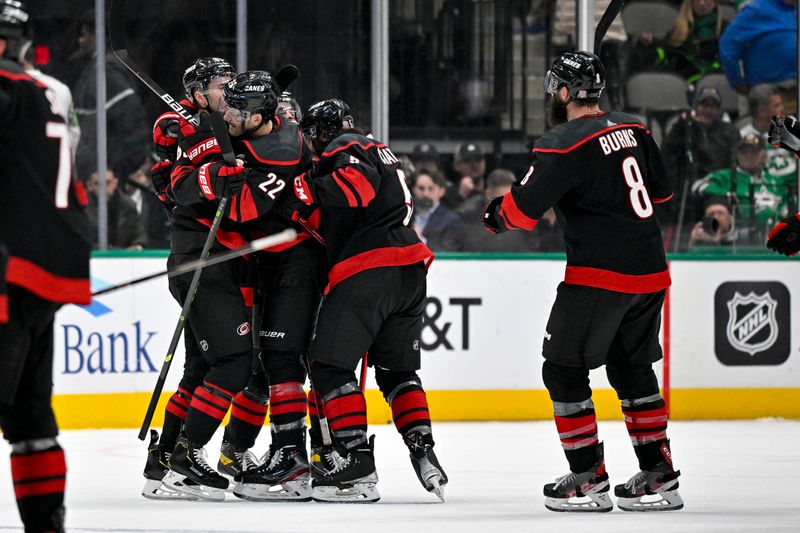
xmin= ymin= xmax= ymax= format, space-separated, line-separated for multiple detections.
xmin=725 ymin=292 xmax=778 ymax=356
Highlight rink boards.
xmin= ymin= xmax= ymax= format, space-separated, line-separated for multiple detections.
xmin=51 ymin=254 xmax=800 ymax=428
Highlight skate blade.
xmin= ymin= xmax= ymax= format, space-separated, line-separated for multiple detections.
xmin=217 ymin=471 xmax=243 ymax=493
xmin=162 ymin=471 xmax=226 ymax=502
xmin=141 ymin=478 xmax=199 ymax=501
xmin=544 ymin=492 xmax=613 ymax=513
xmin=617 ymin=490 xmax=684 ymax=512
xmin=427 ymin=475 xmax=446 ymax=503
xmin=312 ymin=483 xmax=380 ymax=503
xmin=234 ymin=479 xmax=312 ymax=502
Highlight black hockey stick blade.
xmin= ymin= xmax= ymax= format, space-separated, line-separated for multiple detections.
xmin=594 ymin=0 xmax=625 ymax=54
xmin=109 ymin=0 xmax=198 ymax=126
xmin=275 ymin=64 xmax=300 ymax=92
xmin=207 ymin=111 xmax=237 ymax=166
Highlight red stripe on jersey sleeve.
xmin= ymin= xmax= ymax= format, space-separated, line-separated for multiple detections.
xmin=653 ymin=193 xmax=674 ymax=203
xmin=336 ymin=167 xmax=376 ymax=206
xmin=0 ymin=294 xmax=7 ymax=324
xmin=332 ymin=173 xmax=359 ymax=207
xmin=499 ymin=194 xmax=538 ymax=231
xmin=6 ymin=256 xmax=90 ymax=305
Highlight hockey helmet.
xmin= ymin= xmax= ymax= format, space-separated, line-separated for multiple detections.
xmin=544 ymin=51 xmax=605 ymax=102
xmin=277 ymin=91 xmax=302 ymax=122
xmin=299 ymin=98 xmax=354 ymax=142
xmin=222 ymin=70 xmax=280 ymax=121
xmin=0 ymin=0 xmax=30 ymax=59
xmin=182 ymin=57 xmax=235 ymax=102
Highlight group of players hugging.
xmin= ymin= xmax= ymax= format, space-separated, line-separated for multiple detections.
xmin=140 ymin=57 xmax=445 ymax=505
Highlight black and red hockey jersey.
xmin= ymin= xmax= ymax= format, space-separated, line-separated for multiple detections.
xmin=167 ymin=115 xmax=312 ymax=253
xmin=496 ymin=111 xmax=672 ymax=293
xmin=298 ymin=133 xmax=433 ymax=290
xmin=0 ymin=60 xmax=91 ymax=305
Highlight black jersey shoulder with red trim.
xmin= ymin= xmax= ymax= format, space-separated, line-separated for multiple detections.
xmin=502 ymin=111 xmax=672 ymax=293
xmin=310 ymin=133 xmax=432 ymax=289
xmin=0 ymin=60 xmax=90 ymax=304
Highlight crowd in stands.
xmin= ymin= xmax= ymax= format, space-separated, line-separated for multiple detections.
xmin=31 ymin=1 xmax=798 ymax=253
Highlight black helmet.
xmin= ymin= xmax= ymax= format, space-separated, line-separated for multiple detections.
xmin=277 ymin=91 xmax=302 ymax=122
xmin=299 ymin=98 xmax=354 ymax=142
xmin=182 ymin=57 xmax=235 ymax=102
xmin=223 ymin=70 xmax=280 ymax=118
xmin=0 ymin=0 xmax=30 ymax=59
xmin=545 ymin=51 xmax=605 ymax=102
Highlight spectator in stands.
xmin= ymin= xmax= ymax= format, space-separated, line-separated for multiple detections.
xmin=411 ymin=142 xmax=444 ymax=175
xmin=719 ymin=0 xmax=798 ymax=111
xmin=692 ymin=133 xmax=790 ymax=241
xmin=442 ymin=142 xmax=487 ymax=211
xmin=739 ymin=84 xmax=797 ymax=180
xmin=71 ymin=10 xmax=150 ymax=182
xmin=629 ymin=0 xmax=729 ymax=84
xmin=412 ymin=168 xmax=465 ymax=252
xmin=19 ymin=40 xmax=81 ymax=156
xmin=688 ymin=196 xmax=737 ymax=247
xmin=125 ymin=157 xmax=171 ymax=249
xmin=86 ymin=169 xmax=148 ymax=250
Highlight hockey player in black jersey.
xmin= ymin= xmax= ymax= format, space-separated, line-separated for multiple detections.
xmin=199 ymin=70 xmax=324 ymax=502
xmin=766 ymin=114 xmax=800 ymax=256
xmin=291 ymin=99 xmax=447 ymax=503
xmin=483 ymin=52 xmax=682 ymax=513
xmin=0 ymin=2 xmax=91 ymax=530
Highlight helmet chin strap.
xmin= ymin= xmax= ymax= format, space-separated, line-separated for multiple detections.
xmin=241 ymin=114 xmax=268 ymax=139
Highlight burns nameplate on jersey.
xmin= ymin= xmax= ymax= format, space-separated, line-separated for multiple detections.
xmin=714 ymin=281 xmax=790 ymax=366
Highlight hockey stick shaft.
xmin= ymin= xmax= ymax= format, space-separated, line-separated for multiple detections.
xmin=359 ymin=353 xmax=369 ymax=392
xmin=92 ymin=229 xmax=297 ymax=297
xmin=305 ymin=355 xmax=333 ymax=446
xmin=110 ymin=0 xmax=198 ymax=126
xmin=594 ymin=0 xmax=625 ymax=54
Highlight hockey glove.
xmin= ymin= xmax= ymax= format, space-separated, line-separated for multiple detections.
xmin=197 ymin=162 xmax=246 ymax=200
xmin=766 ymin=213 xmax=800 ymax=257
xmin=149 ymin=160 xmax=173 ymax=202
xmin=293 ymin=173 xmax=315 ymax=205
xmin=178 ymin=113 xmax=221 ymax=166
xmin=482 ymin=196 xmax=506 ymax=234
xmin=152 ymin=115 xmax=180 ymax=161
xmin=768 ymin=115 xmax=800 ymax=156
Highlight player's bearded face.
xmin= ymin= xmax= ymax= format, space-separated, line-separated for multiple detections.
xmin=546 ymin=91 xmax=569 ymax=127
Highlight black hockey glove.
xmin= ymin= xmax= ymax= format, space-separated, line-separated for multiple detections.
xmin=766 ymin=213 xmax=800 ymax=257
xmin=149 ymin=160 xmax=172 ymax=203
xmin=178 ymin=113 xmax=220 ymax=166
xmin=197 ymin=161 xmax=247 ymax=200
xmin=768 ymin=115 xmax=800 ymax=156
xmin=153 ymin=116 xmax=180 ymax=161
xmin=482 ymin=196 xmax=507 ymax=234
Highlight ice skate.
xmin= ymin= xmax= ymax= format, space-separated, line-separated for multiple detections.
xmin=615 ymin=462 xmax=683 ymax=511
xmin=217 ymin=439 xmax=258 ymax=492
xmin=141 ymin=430 xmax=198 ymax=501
xmin=543 ymin=443 xmax=612 ymax=513
xmin=165 ymin=437 xmax=229 ymax=502
xmin=311 ymin=436 xmax=380 ymax=503
xmin=403 ymin=430 xmax=448 ymax=502
xmin=234 ymin=444 xmax=312 ymax=501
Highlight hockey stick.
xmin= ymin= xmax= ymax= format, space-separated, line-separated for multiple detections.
xmin=275 ymin=64 xmax=299 ymax=92
xmin=92 ymin=229 xmax=297 ymax=297
xmin=359 ymin=353 xmax=369 ymax=392
xmin=593 ymin=0 xmax=625 ymax=54
xmin=109 ymin=0 xmax=198 ymax=126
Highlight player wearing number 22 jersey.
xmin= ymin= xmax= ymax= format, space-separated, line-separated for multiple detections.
xmin=484 ymin=51 xmax=682 ymax=514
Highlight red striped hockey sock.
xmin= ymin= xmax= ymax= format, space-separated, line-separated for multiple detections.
xmin=162 ymin=386 xmax=192 ymax=449
xmin=322 ymin=382 xmax=367 ymax=449
xmin=268 ymin=382 xmax=307 ymax=447
xmin=10 ymin=441 xmax=66 ymax=533
xmin=387 ymin=381 xmax=431 ymax=435
xmin=621 ymin=394 xmax=670 ymax=470
xmin=184 ymin=382 xmax=233 ymax=446
xmin=552 ymin=398 xmax=601 ymax=473
xmin=226 ymin=388 xmax=268 ymax=450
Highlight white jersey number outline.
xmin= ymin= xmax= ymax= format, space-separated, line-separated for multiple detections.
xmin=46 ymin=121 xmax=72 ymax=208
xmin=622 ymin=156 xmax=653 ymax=218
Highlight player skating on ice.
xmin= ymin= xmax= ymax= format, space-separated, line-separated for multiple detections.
xmin=766 ymin=114 xmax=800 ymax=256
xmin=483 ymin=51 xmax=682 ymax=512
xmin=291 ymin=99 xmax=447 ymax=503
xmin=210 ymin=71 xmax=324 ymax=502
xmin=0 ymin=2 xmax=91 ymax=530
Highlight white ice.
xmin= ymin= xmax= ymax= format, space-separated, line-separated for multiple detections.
xmin=1 ymin=420 xmax=799 ymax=532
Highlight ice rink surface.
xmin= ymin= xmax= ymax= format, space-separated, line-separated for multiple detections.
xmin=1 ymin=420 xmax=798 ymax=533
